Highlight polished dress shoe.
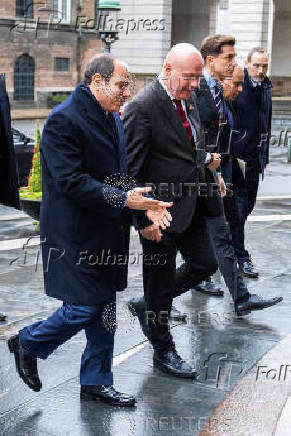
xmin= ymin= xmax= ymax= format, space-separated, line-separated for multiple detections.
xmin=235 ymin=294 xmax=283 ymax=316
xmin=8 ymin=335 xmax=42 ymax=392
xmin=80 ymin=385 xmax=136 ymax=407
xmin=193 ymin=278 xmax=223 ymax=296
xmin=0 ymin=311 xmax=6 ymax=321
xmin=169 ymin=305 xmax=187 ymax=321
xmin=127 ymin=297 xmax=149 ymax=337
xmin=153 ymin=349 xmax=198 ymax=379
xmin=239 ymin=260 xmax=259 ymax=278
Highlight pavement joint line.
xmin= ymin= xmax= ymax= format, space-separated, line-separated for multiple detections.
xmin=0 ymin=214 xmax=28 ymax=221
xmin=257 ymin=195 xmax=291 ymax=200
xmin=0 ymin=237 xmax=40 ymax=252
xmin=248 ymin=214 xmax=291 ymax=222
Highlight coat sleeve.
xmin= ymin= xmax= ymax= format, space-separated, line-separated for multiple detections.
xmin=266 ymin=98 xmax=272 ymax=165
xmin=122 ymin=100 xmax=153 ymax=230
xmin=40 ymin=111 xmax=127 ymax=217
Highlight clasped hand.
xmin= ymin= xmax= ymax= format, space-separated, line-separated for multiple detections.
xmin=125 ymin=187 xmax=173 ymax=241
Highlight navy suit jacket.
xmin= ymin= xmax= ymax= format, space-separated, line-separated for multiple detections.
xmin=40 ymin=83 xmax=130 ymax=305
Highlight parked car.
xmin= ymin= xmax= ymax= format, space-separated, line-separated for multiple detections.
xmin=12 ymin=127 xmax=35 ymax=186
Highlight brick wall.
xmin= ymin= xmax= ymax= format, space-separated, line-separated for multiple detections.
xmin=0 ymin=0 xmax=15 ymax=19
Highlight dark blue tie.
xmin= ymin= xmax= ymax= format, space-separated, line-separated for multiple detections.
xmin=214 ymin=82 xmax=222 ymax=111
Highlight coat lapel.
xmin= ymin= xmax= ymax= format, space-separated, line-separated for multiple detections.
xmin=74 ymin=84 xmax=117 ymax=146
xmin=152 ymin=79 xmax=191 ymax=148
xmin=113 ymin=112 xmax=128 ymax=174
xmin=186 ymin=94 xmax=207 ymax=167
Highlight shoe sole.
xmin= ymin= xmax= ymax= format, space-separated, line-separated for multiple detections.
xmin=247 ymin=297 xmax=283 ymax=311
xmin=80 ymin=392 xmax=136 ymax=407
xmin=193 ymin=288 xmax=224 ymax=297
xmin=236 ymin=297 xmax=283 ymax=316
xmin=235 ymin=309 xmax=251 ymax=317
xmin=8 ymin=336 xmax=42 ymax=392
xmin=169 ymin=316 xmax=187 ymax=322
xmin=153 ymin=362 xmax=198 ymax=379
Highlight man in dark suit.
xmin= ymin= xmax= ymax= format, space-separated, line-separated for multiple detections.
xmin=7 ymin=54 xmax=172 ymax=407
xmin=231 ymin=48 xmax=272 ymax=278
xmin=0 ymin=73 xmax=21 ymax=322
xmin=123 ymin=44 xmax=219 ymax=378
xmin=192 ymin=37 xmax=282 ymax=314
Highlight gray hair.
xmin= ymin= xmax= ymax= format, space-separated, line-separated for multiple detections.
xmin=84 ymin=54 xmax=115 ymax=85
xmin=247 ymin=47 xmax=269 ymax=62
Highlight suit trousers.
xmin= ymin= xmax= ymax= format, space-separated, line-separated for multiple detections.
xmin=19 ymin=301 xmax=115 ymax=386
xmin=141 ymin=211 xmax=218 ymax=352
xmin=228 ymin=160 xmax=260 ymax=263
xmin=174 ymin=210 xmax=249 ymax=303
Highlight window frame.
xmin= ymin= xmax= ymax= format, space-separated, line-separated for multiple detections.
xmin=15 ymin=0 xmax=34 ymax=18
xmin=52 ymin=0 xmax=71 ymax=24
xmin=54 ymin=57 xmax=70 ymax=72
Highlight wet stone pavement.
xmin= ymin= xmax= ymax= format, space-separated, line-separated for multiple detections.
xmin=0 ymin=149 xmax=290 ymax=436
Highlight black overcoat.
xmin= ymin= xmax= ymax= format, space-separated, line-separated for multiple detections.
xmin=40 ymin=83 xmax=130 ymax=305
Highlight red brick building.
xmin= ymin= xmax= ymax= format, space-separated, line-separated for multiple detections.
xmin=0 ymin=1 xmax=102 ymax=109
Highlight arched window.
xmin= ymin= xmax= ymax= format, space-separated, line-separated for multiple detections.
xmin=14 ymin=54 xmax=35 ymax=101
xmin=16 ymin=0 xmax=34 ymax=18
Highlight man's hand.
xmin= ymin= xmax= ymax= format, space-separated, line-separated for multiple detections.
xmin=125 ymin=187 xmax=173 ymax=211
xmin=140 ymin=224 xmax=162 ymax=242
xmin=207 ymin=153 xmax=221 ymax=172
xmin=146 ymin=207 xmax=172 ymax=230
xmin=218 ymin=175 xmax=227 ymax=197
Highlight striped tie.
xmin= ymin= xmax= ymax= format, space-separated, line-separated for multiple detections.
xmin=214 ymin=82 xmax=222 ymax=110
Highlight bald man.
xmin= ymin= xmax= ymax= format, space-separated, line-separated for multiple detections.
xmin=123 ymin=44 xmax=219 ymax=378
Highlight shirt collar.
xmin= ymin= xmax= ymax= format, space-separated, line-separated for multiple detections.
xmin=251 ymin=79 xmax=262 ymax=87
xmin=158 ymin=75 xmax=175 ymax=101
xmin=158 ymin=75 xmax=187 ymax=108
xmin=203 ymin=69 xmax=218 ymax=89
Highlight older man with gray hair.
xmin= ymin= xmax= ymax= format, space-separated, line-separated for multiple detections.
xmin=124 ymin=43 xmax=219 ymax=378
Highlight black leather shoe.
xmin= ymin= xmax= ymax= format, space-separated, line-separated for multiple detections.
xmin=8 ymin=335 xmax=42 ymax=392
xmin=169 ymin=306 xmax=187 ymax=321
xmin=239 ymin=260 xmax=259 ymax=278
xmin=0 ymin=311 xmax=6 ymax=321
xmin=235 ymin=294 xmax=283 ymax=316
xmin=153 ymin=349 xmax=198 ymax=379
xmin=193 ymin=278 xmax=223 ymax=296
xmin=80 ymin=385 xmax=136 ymax=407
xmin=127 ymin=297 xmax=149 ymax=337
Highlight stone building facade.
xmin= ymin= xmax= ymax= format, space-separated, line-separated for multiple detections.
xmin=0 ymin=0 xmax=101 ymax=109
xmin=112 ymin=0 xmax=291 ymax=97
xmin=0 ymin=0 xmax=290 ymax=111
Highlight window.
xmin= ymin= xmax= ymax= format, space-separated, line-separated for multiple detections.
xmin=52 ymin=0 xmax=71 ymax=23
xmin=54 ymin=57 xmax=69 ymax=72
xmin=14 ymin=54 xmax=35 ymax=101
xmin=16 ymin=0 xmax=34 ymax=18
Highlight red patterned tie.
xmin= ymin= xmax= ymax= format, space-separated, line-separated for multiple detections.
xmin=173 ymin=99 xmax=193 ymax=145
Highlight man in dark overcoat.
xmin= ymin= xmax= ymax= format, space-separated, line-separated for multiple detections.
xmin=7 ymin=54 xmax=172 ymax=407
xmin=0 ymin=73 xmax=20 ymax=321
xmin=231 ymin=47 xmax=272 ymax=278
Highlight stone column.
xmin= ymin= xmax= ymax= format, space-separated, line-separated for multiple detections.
xmin=230 ymin=0 xmax=272 ymax=64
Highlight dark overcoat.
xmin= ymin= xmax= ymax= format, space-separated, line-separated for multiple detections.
xmin=40 ymin=83 xmax=130 ymax=305
xmin=231 ymin=68 xmax=272 ymax=176
xmin=0 ymin=73 xmax=20 ymax=209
